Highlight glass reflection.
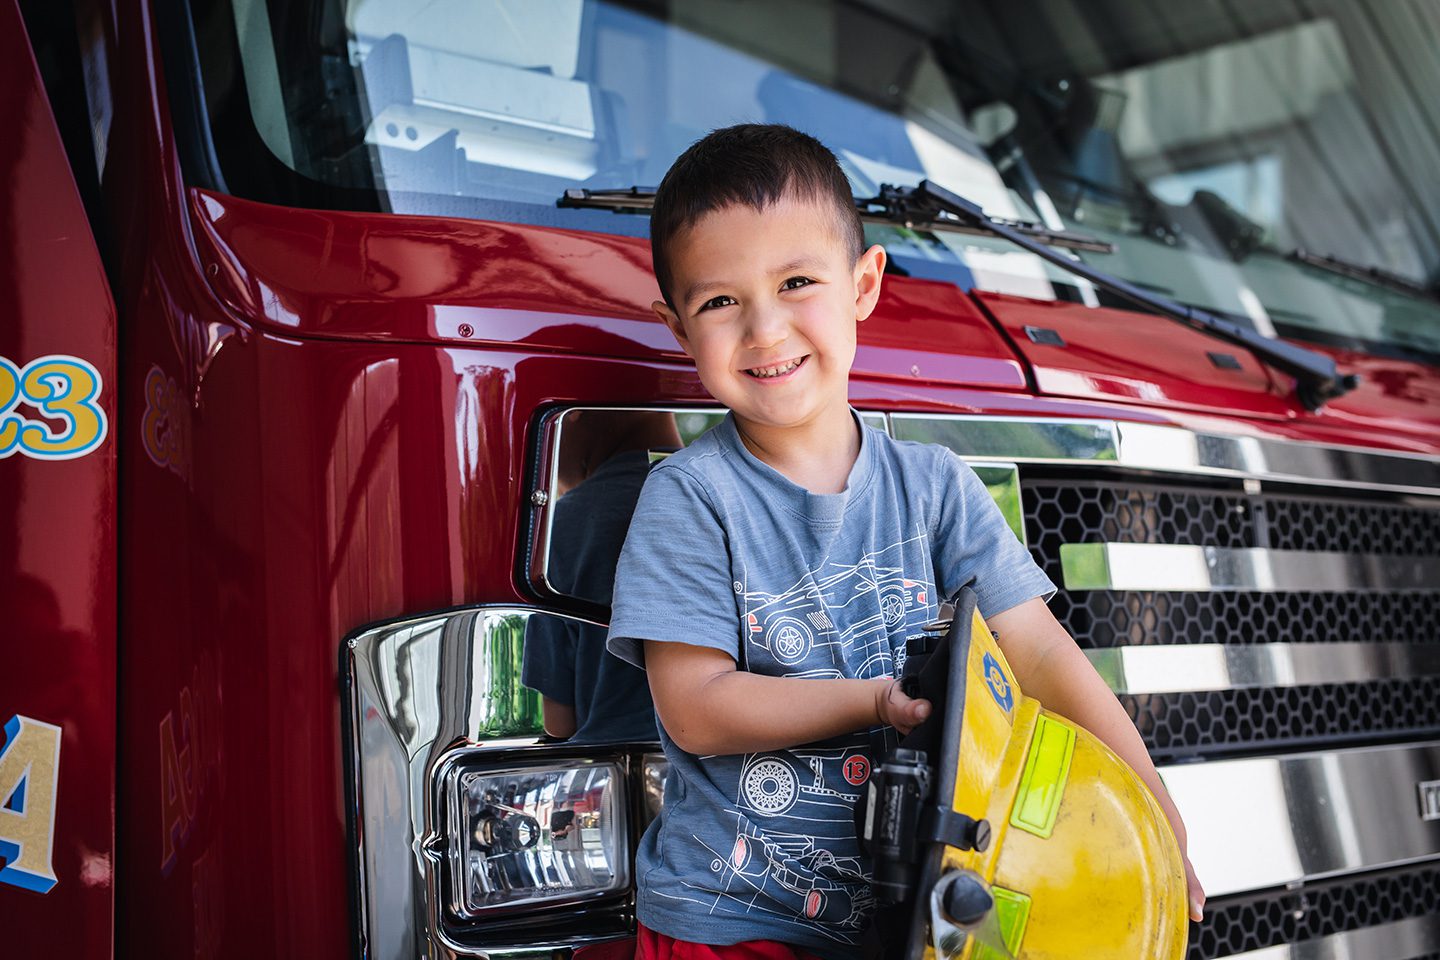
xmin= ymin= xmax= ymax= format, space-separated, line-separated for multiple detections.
xmin=523 ymin=410 xmax=682 ymax=743
xmin=202 ymin=0 xmax=1440 ymax=363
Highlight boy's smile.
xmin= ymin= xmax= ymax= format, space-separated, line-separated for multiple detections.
xmin=653 ymin=196 xmax=886 ymax=453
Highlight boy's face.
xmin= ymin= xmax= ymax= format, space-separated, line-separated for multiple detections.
xmin=653 ymin=196 xmax=886 ymax=438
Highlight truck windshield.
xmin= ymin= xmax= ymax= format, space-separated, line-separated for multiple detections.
xmin=188 ymin=0 xmax=1440 ymax=361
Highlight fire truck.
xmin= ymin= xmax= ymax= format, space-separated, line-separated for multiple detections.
xmin=4 ymin=0 xmax=1439 ymax=957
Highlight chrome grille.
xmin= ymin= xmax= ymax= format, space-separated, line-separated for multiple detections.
xmin=526 ymin=411 xmax=1440 ymax=959
xmin=1016 ymin=460 xmax=1440 ymax=957
xmin=1024 ymin=477 xmax=1440 ymax=759
xmin=1126 ymin=679 xmax=1440 ymax=760
xmin=1025 ymin=480 xmax=1440 ymax=558
xmin=1049 ymin=590 xmax=1440 ymax=648
xmin=1189 ymin=863 xmax=1440 ymax=960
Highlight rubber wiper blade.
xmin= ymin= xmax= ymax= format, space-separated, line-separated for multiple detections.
xmin=561 ymin=185 xmax=1112 ymax=253
xmin=888 ymin=180 xmax=1358 ymax=410
xmin=558 ymin=186 xmax=657 ymax=212
xmin=1287 ymin=249 xmax=1440 ymax=304
xmin=856 ymin=190 xmax=1113 ymax=253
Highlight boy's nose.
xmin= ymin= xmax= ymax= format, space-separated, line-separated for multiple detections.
xmin=742 ymin=308 xmax=788 ymax=350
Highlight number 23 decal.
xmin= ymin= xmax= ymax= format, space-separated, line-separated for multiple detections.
xmin=0 ymin=355 xmax=108 ymax=460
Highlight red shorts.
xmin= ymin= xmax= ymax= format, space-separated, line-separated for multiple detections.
xmin=631 ymin=923 xmax=827 ymax=960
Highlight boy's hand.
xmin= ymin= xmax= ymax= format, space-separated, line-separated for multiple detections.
xmin=873 ymin=678 xmax=931 ymax=734
xmin=1166 ymin=811 xmax=1207 ymax=922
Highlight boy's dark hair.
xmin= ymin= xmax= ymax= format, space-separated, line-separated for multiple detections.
xmin=650 ymin=124 xmax=865 ymax=308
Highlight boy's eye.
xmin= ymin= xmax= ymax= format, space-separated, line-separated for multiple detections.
xmin=700 ymin=295 xmax=737 ymax=311
xmin=781 ymin=276 xmax=814 ymax=291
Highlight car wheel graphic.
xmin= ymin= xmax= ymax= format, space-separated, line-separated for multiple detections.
xmin=742 ymin=758 xmax=798 ymax=815
xmin=767 ymin=617 xmax=813 ymax=665
xmin=880 ymin=592 xmax=907 ymax=627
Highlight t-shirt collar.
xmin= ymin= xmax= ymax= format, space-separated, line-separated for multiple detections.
xmin=717 ymin=408 xmax=875 ymax=524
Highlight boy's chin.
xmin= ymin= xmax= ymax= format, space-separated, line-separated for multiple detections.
xmin=728 ymin=396 xmax=853 ymax=432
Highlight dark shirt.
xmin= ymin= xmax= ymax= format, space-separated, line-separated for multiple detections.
xmin=522 ymin=450 xmax=659 ymax=744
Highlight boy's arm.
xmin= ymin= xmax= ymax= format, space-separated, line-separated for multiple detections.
xmin=644 ymin=640 xmax=930 ymax=755
xmin=540 ymin=698 xmax=577 ymax=739
xmin=987 ymin=597 xmax=1206 ymax=922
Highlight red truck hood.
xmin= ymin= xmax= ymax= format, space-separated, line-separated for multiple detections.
xmin=191 ymin=191 xmax=1439 ymax=451
xmin=188 ymin=191 xmax=1026 ymax=392
xmin=975 ymin=291 xmax=1440 ymax=448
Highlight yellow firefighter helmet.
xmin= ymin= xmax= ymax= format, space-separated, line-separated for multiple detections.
xmin=865 ymin=588 xmax=1189 ymax=959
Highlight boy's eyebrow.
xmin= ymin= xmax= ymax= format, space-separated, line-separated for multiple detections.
xmin=682 ymin=256 xmax=831 ymax=307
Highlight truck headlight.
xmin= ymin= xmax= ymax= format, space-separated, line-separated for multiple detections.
xmin=447 ymin=759 xmax=629 ymax=916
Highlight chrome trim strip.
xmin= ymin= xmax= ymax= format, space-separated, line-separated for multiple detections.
xmin=889 ymin=414 xmax=1121 ymax=464
xmin=536 ymin=408 xmax=1440 ymax=606
xmin=345 ymin=605 xmax=643 ymax=960
xmin=1087 ymin=643 xmax=1440 ymax=694
xmin=888 ymin=414 xmax=1440 ymax=494
xmin=1161 ymin=741 xmax=1440 ymax=897
xmin=1219 ymin=915 xmax=1440 ymax=959
xmin=1060 ymin=543 xmax=1440 ymax=592
xmin=1117 ymin=421 xmax=1440 ymax=495
xmin=530 ymin=406 xmax=726 ymax=600
xmin=531 ymin=406 xmax=892 ymax=602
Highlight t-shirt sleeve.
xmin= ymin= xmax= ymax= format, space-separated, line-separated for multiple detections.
xmin=521 ymin=616 xmax=575 ymax=705
xmin=932 ymin=450 xmax=1056 ymax=616
xmin=606 ymin=464 xmax=740 ymax=669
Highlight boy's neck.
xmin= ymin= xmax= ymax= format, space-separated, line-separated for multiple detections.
xmin=733 ymin=403 xmax=861 ymax=495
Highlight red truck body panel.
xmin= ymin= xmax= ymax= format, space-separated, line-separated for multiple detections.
xmin=4 ymin=0 xmax=1439 ymax=957
xmin=0 ymin=0 xmax=118 ymax=955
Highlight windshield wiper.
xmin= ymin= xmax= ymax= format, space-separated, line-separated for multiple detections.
xmin=874 ymin=181 xmax=1359 ymax=410
xmin=559 ymin=186 xmax=659 ymax=212
xmin=1287 ymin=249 xmax=1439 ymax=304
xmin=560 ymin=186 xmax=1115 ymax=253
xmin=563 ymin=182 xmax=1357 ymax=407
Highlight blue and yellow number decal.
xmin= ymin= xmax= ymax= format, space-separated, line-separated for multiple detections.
xmin=0 ymin=714 xmax=62 ymax=894
xmin=0 ymin=355 xmax=109 ymax=461
xmin=0 ymin=357 xmax=22 ymax=455
xmin=17 ymin=356 xmax=108 ymax=459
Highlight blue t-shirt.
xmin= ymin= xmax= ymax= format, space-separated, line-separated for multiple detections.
xmin=607 ymin=412 xmax=1055 ymax=956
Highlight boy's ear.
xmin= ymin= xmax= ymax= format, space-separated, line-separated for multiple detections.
xmin=853 ymin=244 xmax=887 ymax=323
xmin=652 ymin=299 xmax=694 ymax=356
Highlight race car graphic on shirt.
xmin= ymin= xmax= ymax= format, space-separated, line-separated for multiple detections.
xmin=717 ymin=820 xmax=876 ymax=926
xmin=741 ymin=528 xmax=933 ymax=677
xmin=661 ymin=528 xmax=939 ymax=942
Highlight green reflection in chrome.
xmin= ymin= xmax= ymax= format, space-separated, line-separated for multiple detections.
xmin=1058 ymin=543 xmax=1112 ymax=591
xmin=892 ymin=416 xmax=1118 ymax=462
xmin=972 ymin=463 xmax=1026 ymax=546
xmin=861 ymin=412 xmax=889 ymax=434
xmin=674 ymin=411 xmax=728 ymax=445
xmin=1084 ymin=648 xmax=1126 ymax=692
xmin=479 ymin=613 xmax=543 ymax=737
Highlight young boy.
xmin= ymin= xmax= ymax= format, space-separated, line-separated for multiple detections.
xmin=606 ymin=124 xmax=1203 ymax=958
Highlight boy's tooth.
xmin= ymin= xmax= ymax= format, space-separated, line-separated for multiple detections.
xmin=750 ymin=358 xmax=800 ymax=378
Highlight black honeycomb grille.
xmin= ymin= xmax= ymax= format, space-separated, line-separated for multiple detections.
xmin=1123 ymin=678 xmax=1440 ymax=759
xmin=1022 ymin=477 xmax=1440 ymax=759
xmin=1024 ymin=482 xmax=1440 ymax=572
xmin=1189 ymin=862 xmax=1440 ymax=959
xmin=1267 ymin=496 xmax=1440 ymax=555
xmin=1027 ymin=482 xmax=1254 ymax=560
xmin=1050 ymin=590 xmax=1440 ymax=648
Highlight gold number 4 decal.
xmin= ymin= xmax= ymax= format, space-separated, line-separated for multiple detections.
xmin=0 ymin=355 xmax=109 ymax=460
xmin=0 ymin=715 xmax=62 ymax=893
